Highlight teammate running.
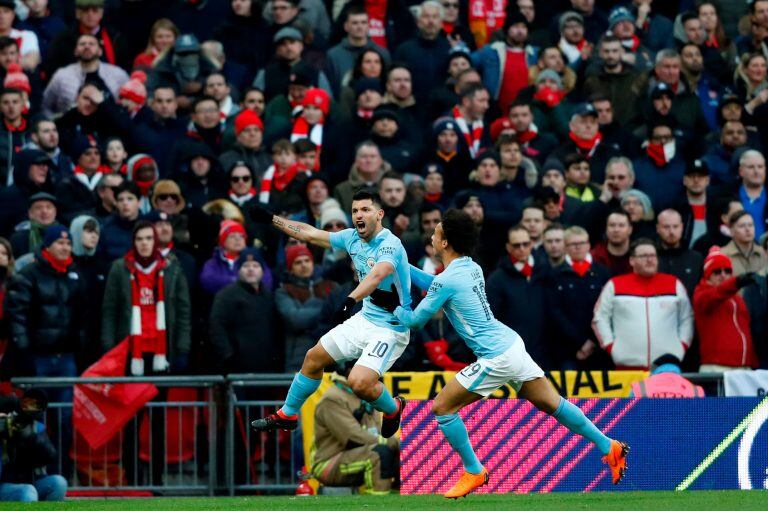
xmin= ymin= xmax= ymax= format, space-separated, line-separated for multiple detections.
xmin=249 ymin=191 xmax=409 ymax=437
xmin=371 ymin=209 xmax=628 ymax=498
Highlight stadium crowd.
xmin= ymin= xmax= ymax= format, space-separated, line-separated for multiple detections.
xmin=0 ymin=0 xmax=767 ymax=387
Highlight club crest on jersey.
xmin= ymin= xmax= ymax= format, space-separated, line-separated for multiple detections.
xmin=366 ymin=257 xmax=376 ymax=268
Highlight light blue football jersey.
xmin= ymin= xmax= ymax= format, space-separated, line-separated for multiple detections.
xmin=329 ymin=227 xmax=411 ymax=332
xmin=394 ymin=257 xmax=519 ymax=358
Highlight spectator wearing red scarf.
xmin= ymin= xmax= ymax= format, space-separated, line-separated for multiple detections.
xmin=547 ymin=226 xmax=611 ymax=370
xmin=5 ymin=225 xmax=87 ymax=384
xmin=259 ymin=139 xmax=311 ymax=215
xmin=101 ymin=220 xmax=191 ymax=375
xmin=44 ymin=0 xmax=128 ymax=79
xmin=487 ymin=225 xmax=551 ymax=367
xmin=550 ymin=103 xmax=620 ymax=183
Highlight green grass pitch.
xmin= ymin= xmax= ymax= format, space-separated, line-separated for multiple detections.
xmin=1 ymin=491 xmax=766 ymax=511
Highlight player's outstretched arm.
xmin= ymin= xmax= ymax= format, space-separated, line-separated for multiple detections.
xmin=394 ymin=279 xmax=449 ymax=329
xmin=250 ymin=205 xmax=331 ymax=248
xmin=409 ymin=264 xmax=435 ymax=291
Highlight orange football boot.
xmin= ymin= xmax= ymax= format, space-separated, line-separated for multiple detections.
xmin=443 ymin=468 xmax=489 ymax=498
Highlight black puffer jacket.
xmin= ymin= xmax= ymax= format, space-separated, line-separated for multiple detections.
xmin=5 ymin=251 xmax=87 ymax=356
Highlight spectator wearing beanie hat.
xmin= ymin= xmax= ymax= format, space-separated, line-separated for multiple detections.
xmin=471 ymin=149 xmax=524 ymax=227
xmin=347 ymin=77 xmax=383 ymax=135
xmin=118 ymin=70 xmax=148 ymax=116
xmin=369 ymin=104 xmax=416 ymax=175
xmin=276 ymin=243 xmax=337 ymax=371
xmin=55 ymin=134 xmax=113 ymax=220
xmin=126 ymin=154 xmax=160 ymax=214
xmin=4 ymin=63 xmax=31 ymax=112
xmin=693 ymin=247 xmax=759 ymax=371
xmin=0 ymin=149 xmax=55 ymax=237
xmin=557 ymin=11 xmax=591 ymax=68
xmin=200 ymin=219 xmax=274 ymax=295
xmin=9 ymin=191 xmax=59 ymax=258
xmin=426 ymin=116 xmax=474 ymax=197
xmin=316 ymin=198 xmax=350 ymax=269
xmin=291 ymin=88 xmax=330 ymax=171
xmin=219 ymin=109 xmax=270 ymax=178
xmin=6 ymin=223 xmax=86 ymax=383
xmin=209 ymin=246 xmax=282 ymax=374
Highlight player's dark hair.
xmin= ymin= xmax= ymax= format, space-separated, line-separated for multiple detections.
xmin=351 ymin=189 xmax=383 ymax=209
xmin=441 ymin=209 xmax=478 ymax=256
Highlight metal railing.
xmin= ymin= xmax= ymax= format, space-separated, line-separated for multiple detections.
xmin=13 ymin=376 xmax=225 ymax=496
xmin=226 ymin=374 xmax=300 ymax=495
xmin=10 ymin=371 xmax=729 ymax=496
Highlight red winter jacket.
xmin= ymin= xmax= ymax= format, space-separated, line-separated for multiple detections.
xmin=693 ymin=277 xmax=758 ymax=368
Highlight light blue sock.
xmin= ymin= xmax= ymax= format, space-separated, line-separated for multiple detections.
xmin=436 ymin=413 xmax=484 ymax=474
xmin=552 ymin=397 xmax=612 ymax=455
xmin=369 ymin=386 xmax=398 ymax=415
xmin=280 ymin=373 xmax=321 ymax=416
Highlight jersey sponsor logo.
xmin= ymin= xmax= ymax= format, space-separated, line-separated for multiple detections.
xmin=378 ymin=246 xmax=396 ymax=257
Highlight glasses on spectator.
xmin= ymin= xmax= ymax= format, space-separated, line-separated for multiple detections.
xmin=712 ymin=268 xmax=733 ymax=276
xmin=509 ymin=241 xmax=531 ymax=249
xmin=157 ymin=194 xmax=179 ymax=202
xmin=230 ymin=175 xmax=252 ymax=183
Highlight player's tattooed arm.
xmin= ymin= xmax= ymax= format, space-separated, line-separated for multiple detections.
xmin=273 ymin=216 xmax=331 ymax=248
xmin=251 ymin=206 xmax=331 ymax=248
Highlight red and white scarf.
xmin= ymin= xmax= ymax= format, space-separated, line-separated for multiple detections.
xmin=558 ymin=38 xmax=587 ymax=64
xmin=620 ymin=35 xmax=641 ymax=52
xmin=568 ymin=131 xmax=602 ymax=159
xmin=127 ymin=256 xmax=167 ymax=375
xmin=510 ymin=254 xmax=534 ymax=278
xmin=259 ymin=163 xmax=310 ymax=204
xmin=291 ymin=117 xmax=323 ymax=170
xmin=516 ymin=123 xmax=538 ymax=145
xmin=73 ymin=164 xmax=112 ymax=191
xmin=229 ymin=187 xmax=256 ymax=207
xmin=357 ymin=108 xmax=374 ymax=119
xmin=566 ymin=253 xmax=592 ymax=277
xmin=452 ymin=106 xmax=483 ymax=159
